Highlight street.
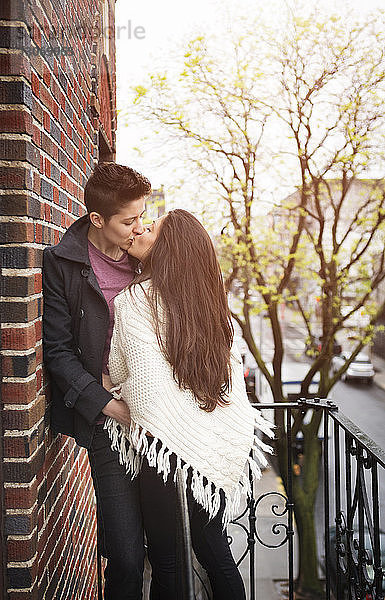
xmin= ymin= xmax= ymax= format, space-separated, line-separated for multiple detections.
xmin=242 ymin=311 xmax=385 ymax=580
xmin=282 ymin=314 xmax=385 ymax=450
xmin=235 ymin=311 xmax=385 ymax=451
xmin=280 ymin=313 xmax=385 ymax=527
xmin=237 ymin=310 xmax=385 ymax=444
xmin=330 ymin=380 xmax=385 ymax=449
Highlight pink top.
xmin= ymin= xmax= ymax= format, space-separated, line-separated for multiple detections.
xmin=88 ymin=240 xmax=136 ymax=375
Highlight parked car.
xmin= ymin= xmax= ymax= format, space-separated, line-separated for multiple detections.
xmin=305 ymin=334 xmax=342 ymax=357
xmin=331 ymin=352 xmax=375 ymax=384
xmin=327 ymin=525 xmax=385 ymax=599
xmin=260 ymin=362 xmax=321 ymax=403
xmin=243 ymin=364 xmax=257 ymax=397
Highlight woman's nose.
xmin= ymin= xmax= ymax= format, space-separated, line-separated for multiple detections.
xmin=133 ymin=218 xmax=145 ymax=234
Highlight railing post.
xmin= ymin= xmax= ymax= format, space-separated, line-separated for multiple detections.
xmin=286 ymin=407 xmax=295 ymax=600
xmin=175 ymin=468 xmax=195 ymax=600
xmin=324 ymin=410 xmax=331 ymax=600
xmin=334 ymin=420 xmax=343 ymax=600
xmin=345 ymin=433 xmax=354 ymax=600
xmin=248 ymin=465 xmax=256 ymax=600
xmin=371 ymin=463 xmax=383 ymax=599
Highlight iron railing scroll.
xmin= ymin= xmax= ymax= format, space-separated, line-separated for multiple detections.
xmin=174 ymin=400 xmax=385 ymax=600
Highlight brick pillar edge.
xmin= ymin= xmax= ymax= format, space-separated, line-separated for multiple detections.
xmin=0 ymin=0 xmax=117 ymax=598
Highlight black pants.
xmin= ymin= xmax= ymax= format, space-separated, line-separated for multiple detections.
xmin=88 ymin=425 xmax=144 ymax=600
xmin=139 ymin=454 xmax=246 ymax=600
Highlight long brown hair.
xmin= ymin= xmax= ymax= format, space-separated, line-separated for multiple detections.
xmin=133 ymin=209 xmax=234 ymax=412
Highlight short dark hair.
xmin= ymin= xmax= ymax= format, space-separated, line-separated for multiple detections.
xmin=84 ymin=162 xmax=151 ymax=221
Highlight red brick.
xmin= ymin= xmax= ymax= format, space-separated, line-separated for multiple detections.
xmin=36 ymin=344 xmax=43 ymax=366
xmin=8 ymin=530 xmax=38 ymax=562
xmin=36 ymin=368 xmax=42 ymax=392
xmin=34 ymin=222 xmax=42 ymax=243
xmin=0 ymin=110 xmax=32 ymax=134
xmin=51 ymin=142 xmax=58 ymax=162
xmin=1 ymin=356 xmax=13 ymax=377
xmin=32 ymin=125 xmax=41 ymax=146
xmin=33 ymin=171 xmax=40 ymax=195
xmin=5 ymin=479 xmax=39 ymax=508
xmin=0 ymin=167 xmax=29 ymax=190
xmin=52 ymin=101 xmax=59 ymax=120
xmin=2 ymin=378 xmax=37 ymax=404
xmin=44 ymin=158 xmax=51 ymax=177
xmin=3 ymin=433 xmax=40 ymax=460
xmin=0 ymin=53 xmax=31 ymax=78
xmin=43 ymin=65 xmax=51 ymax=87
xmin=35 ymin=320 xmax=42 ymax=341
xmin=43 ymin=17 xmax=50 ymax=39
xmin=31 ymin=72 xmax=40 ymax=96
xmin=2 ymin=396 xmax=45 ymax=435
xmin=32 ymin=22 xmax=41 ymax=47
xmin=43 ymin=111 xmax=50 ymax=131
xmin=34 ymin=273 xmax=42 ymax=293
xmin=1 ymin=325 xmax=36 ymax=351
xmin=44 ymin=203 xmax=51 ymax=221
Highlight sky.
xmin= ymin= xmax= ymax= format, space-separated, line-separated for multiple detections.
xmin=114 ymin=0 xmax=385 ymax=208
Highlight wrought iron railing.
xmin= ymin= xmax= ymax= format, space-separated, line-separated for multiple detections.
xmin=175 ymin=399 xmax=385 ymax=600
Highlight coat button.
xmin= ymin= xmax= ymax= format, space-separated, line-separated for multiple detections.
xmin=77 ymin=347 xmax=82 ymax=355
xmin=80 ymin=308 xmax=84 ymax=318
xmin=65 ymin=400 xmax=72 ymax=408
xmin=81 ymin=267 xmax=89 ymax=277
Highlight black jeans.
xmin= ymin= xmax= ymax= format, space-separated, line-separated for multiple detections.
xmin=139 ymin=454 xmax=246 ymax=600
xmin=88 ymin=425 xmax=144 ymax=600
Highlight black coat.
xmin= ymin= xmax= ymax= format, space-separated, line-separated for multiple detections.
xmin=42 ymin=214 xmax=137 ymax=448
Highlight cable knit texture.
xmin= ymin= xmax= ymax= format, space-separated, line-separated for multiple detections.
xmin=106 ymin=281 xmax=274 ymax=525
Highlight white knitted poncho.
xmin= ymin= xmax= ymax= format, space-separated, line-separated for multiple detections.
xmin=105 ymin=281 xmax=274 ymax=526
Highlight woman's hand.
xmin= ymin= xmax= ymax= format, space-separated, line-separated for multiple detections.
xmin=101 ymin=373 xmax=131 ymax=427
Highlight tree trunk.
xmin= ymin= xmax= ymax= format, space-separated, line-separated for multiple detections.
xmin=276 ymin=422 xmax=323 ymax=597
xmin=293 ymin=482 xmax=323 ymax=596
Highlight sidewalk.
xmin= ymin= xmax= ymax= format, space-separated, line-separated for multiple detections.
xmin=372 ymin=353 xmax=385 ymax=393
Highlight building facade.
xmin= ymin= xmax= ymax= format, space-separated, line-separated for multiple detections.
xmin=0 ymin=0 xmax=117 ymax=597
xmin=277 ymin=179 xmax=385 ymax=346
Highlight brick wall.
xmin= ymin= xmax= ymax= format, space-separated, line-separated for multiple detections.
xmin=0 ymin=0 xmax=116 ymax=597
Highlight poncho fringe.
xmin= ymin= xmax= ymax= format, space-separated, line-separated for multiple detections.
xmin=104 ymin=386 xmax=275 ymax=528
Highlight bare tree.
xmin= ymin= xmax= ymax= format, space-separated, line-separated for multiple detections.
xmin=131 ymin=6 xmax=385 ymax=596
